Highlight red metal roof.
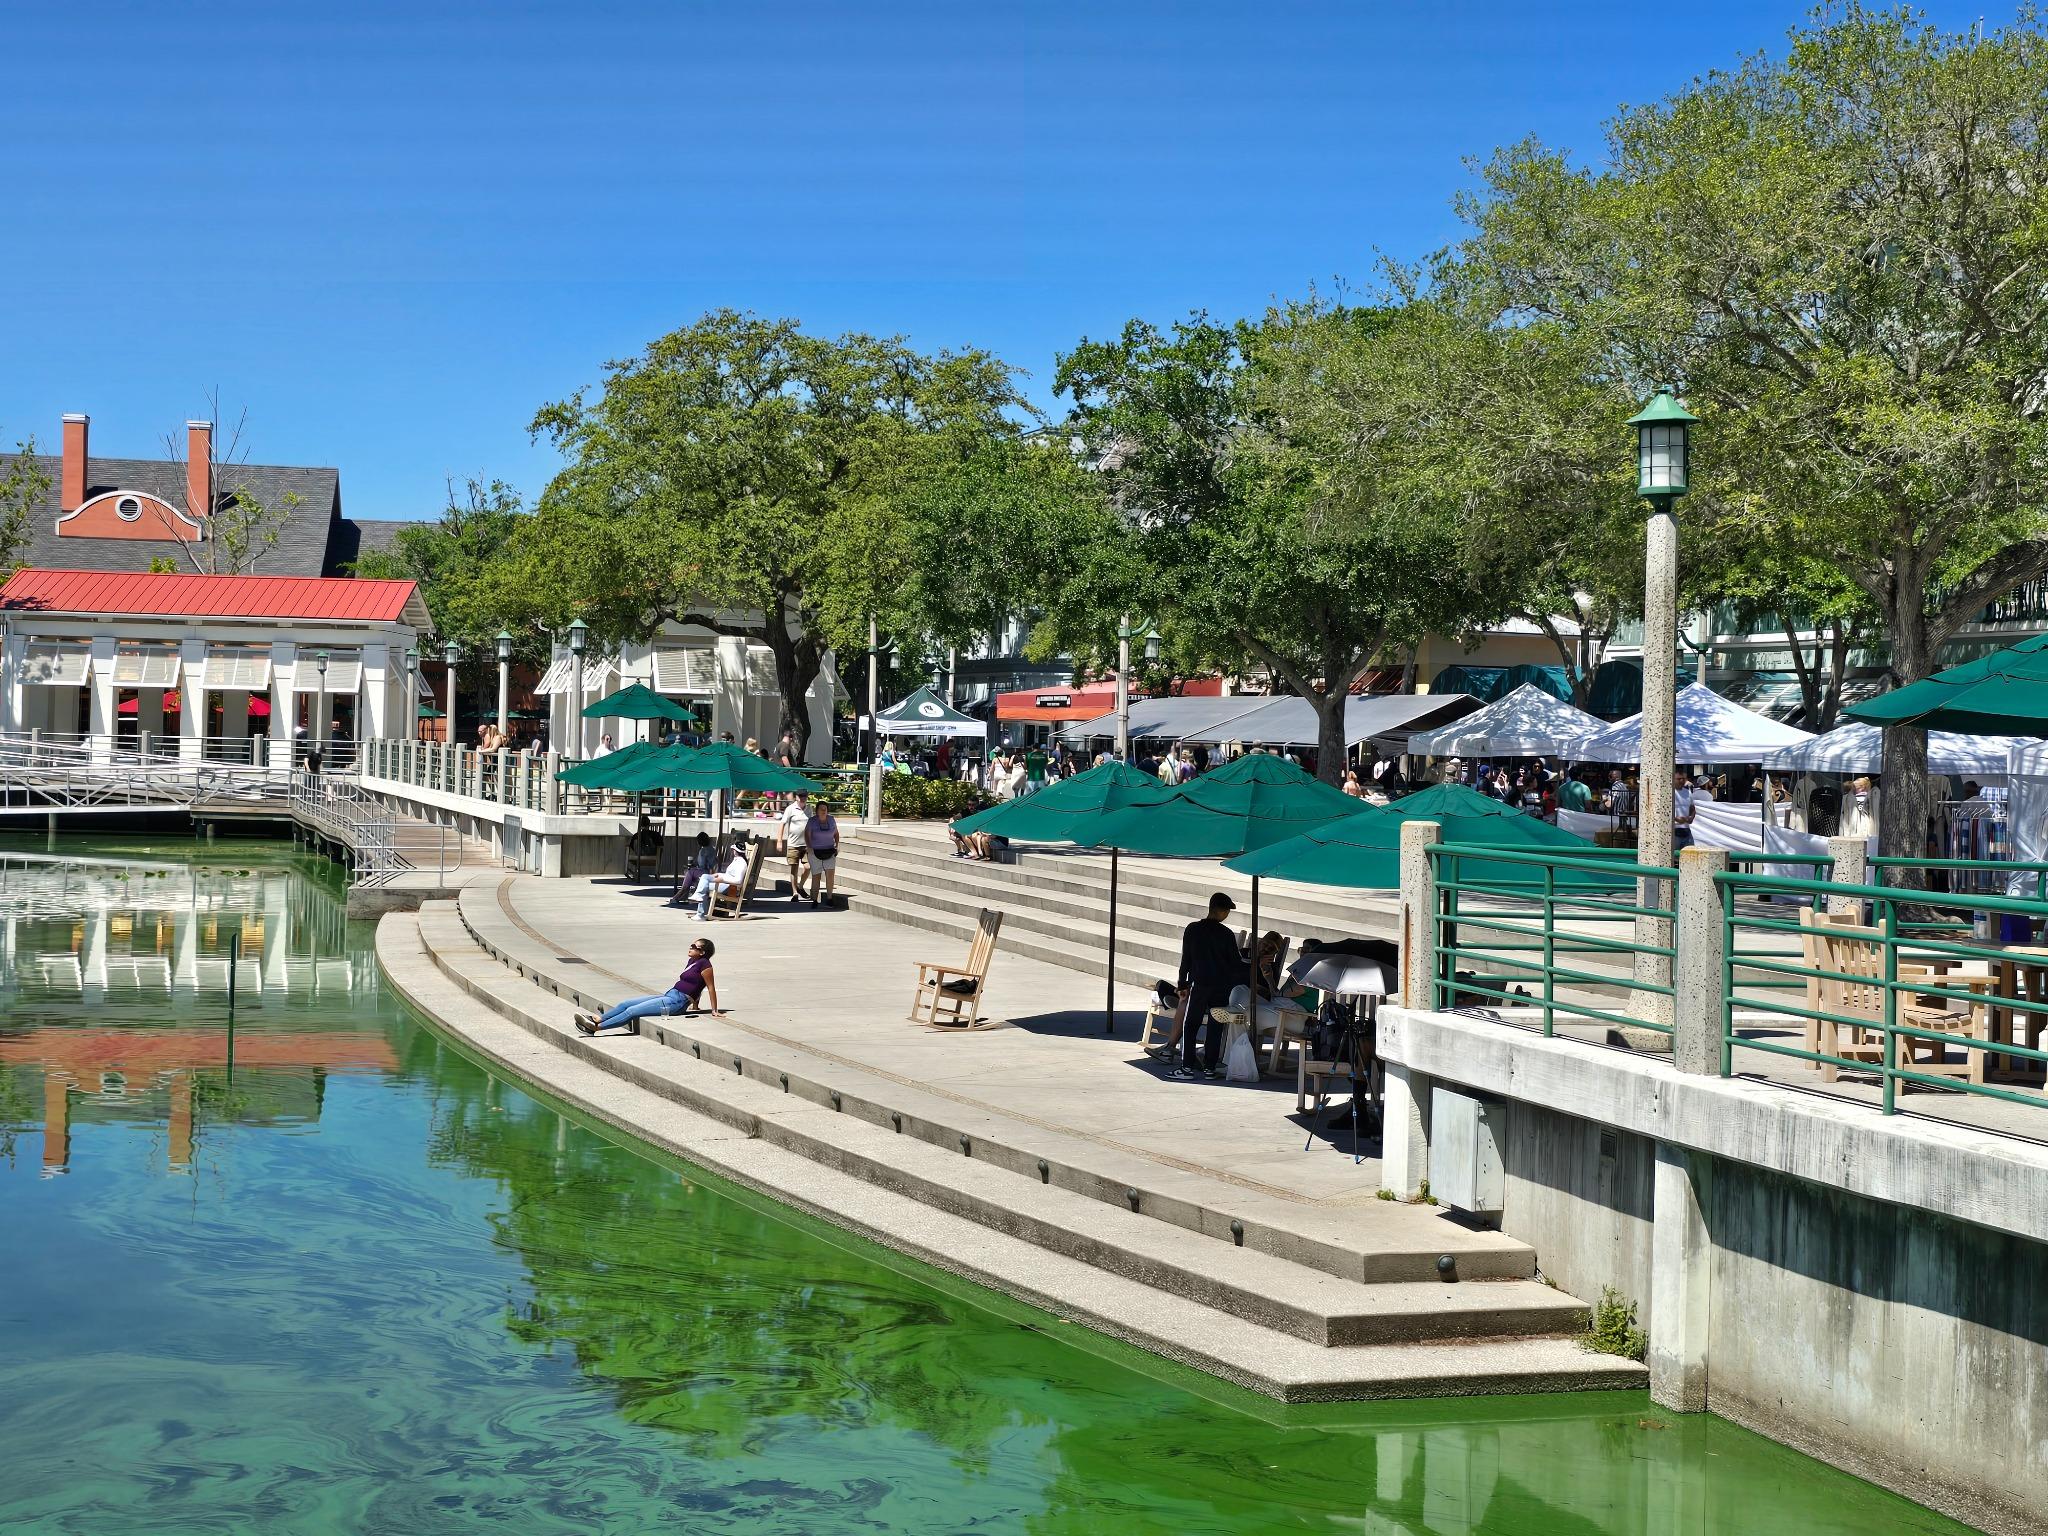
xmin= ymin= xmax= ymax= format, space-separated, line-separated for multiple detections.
xmin=0 ymin=567 xmax=425 ymax=625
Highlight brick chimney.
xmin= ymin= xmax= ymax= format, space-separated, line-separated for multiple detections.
xmin=186 ymin=420 xmax=212 ymax=520
xmin=60 ymin=413 xmax=88 ymax=512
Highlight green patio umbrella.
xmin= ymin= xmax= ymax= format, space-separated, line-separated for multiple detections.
xmin=554 ymin=739 xmax=665 ymax=788
xmin=950 ymin=761 xmax=1176 ymax=1032
xmin=1086 ymin=754 xmax=1361 ymax=1040
xmin=1225 ymin=782 xmax=1621 ymax=892
xmin=1844 ymin=634 xmax=2048 ymax=736
xmin=610 ymin=743 xmax=824 ymax=902
xmin=580 ymin=682 xmax=694 ymax=720
xmin=581 ymin=681 xmax=696 ymax=747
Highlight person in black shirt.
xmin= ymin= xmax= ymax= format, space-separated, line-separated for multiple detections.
xmin=1171 ymin=891 xmax=1242 ymax=1079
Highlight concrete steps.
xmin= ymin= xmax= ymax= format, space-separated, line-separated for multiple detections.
xmin=373 ymin=885 xmax=1647 ymax=1401
xmin=381 ymin=910 xmax=1640 ymax=1400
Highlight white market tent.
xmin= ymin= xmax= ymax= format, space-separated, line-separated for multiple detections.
xmin=1577 ymin=682 xmax=1813 ymax=765
xmin=1761 ymin=722 xmax=2022 ymax=778
xmin=1404 ymin=683 xmax=1607 ymax=759
xmin=1056 ymin=694 xmax=1272 ymax=745
xmin=871 ymin=685 xmax=987 ymax=739
xmin=1176 ymin=692 xmax=1481 ymax=749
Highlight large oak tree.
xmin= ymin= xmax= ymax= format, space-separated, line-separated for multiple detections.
xmin=1457 ymin=4 xmax=2048 ymax=860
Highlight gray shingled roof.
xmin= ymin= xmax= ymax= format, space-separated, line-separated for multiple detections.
xmin=2 ymin=453 xmax=346 ymax=577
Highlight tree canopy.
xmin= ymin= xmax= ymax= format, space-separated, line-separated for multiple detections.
xmin=1051 ymin=304 xmax=1502 ymax=781
xmin=1455 ymin=3 xmax=2048 ymax=852
xmin=498 ymin=311 xmax=1035 ymax=756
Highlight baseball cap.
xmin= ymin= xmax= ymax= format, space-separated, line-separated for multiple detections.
xmin=1209 ymin=891 xmax=1236 ymax=911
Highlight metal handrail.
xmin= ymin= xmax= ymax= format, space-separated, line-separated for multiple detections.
xmin=1715 ymin=867 xmax=2048 ymax=1116
xmin=1427 ymin=842 xmax=1680 ymax=1038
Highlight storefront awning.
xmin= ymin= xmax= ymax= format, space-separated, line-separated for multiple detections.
xmin=20 ymin=641 xmax=90 ymax=686
xmin=200 ymin=647 xmax=273 ymax=691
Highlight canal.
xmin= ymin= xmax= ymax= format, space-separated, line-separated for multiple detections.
xmin=0 ymin=840 xmax=1973 ymax=1534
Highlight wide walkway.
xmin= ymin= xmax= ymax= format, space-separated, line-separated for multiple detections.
xmin=497 ymin=875 xmax=1385 ymax=1206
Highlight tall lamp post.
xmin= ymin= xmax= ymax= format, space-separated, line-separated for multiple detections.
xmin=313 ymin=650 xmax=330 ymax=770
xmin=1628 ymin=385 xmax=1698 ymax=1024
xmin=403 ymin=646 xmax=419 ymax=742
xmin=865 ymin=616 xmax=885 ymax=825
xmin=441 ymin=641 xmax=461 ymax=749
xmin=567 ymin=618 xmax=588 ymax=760
xmin=1113 ymin=616 xmax=1160 ymax=762
xmin=495 ymin=629 xmax=513 ymax=741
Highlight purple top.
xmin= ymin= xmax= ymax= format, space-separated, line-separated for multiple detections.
xmin=673 ymin=955 xmax=712 ymax=999
xmin=806 ymin=813 xmax=838 ymax=852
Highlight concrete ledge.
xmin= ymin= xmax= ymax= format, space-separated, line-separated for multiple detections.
xmin=1380 ymin=1005 xmax=2048 ymax=1245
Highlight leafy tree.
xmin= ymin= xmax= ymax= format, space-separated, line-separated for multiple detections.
xmin=1457 ymin=4 xmax=2048 ymax=858
xmin=355 ymin=476 xmax=529 ymax=651
xmin=505 ymin=311 xmax=1031 ymax=760
xmin=0 ymin=434 xmax=52 ymax=573
xmin=1052 ymin=305 xmax=1501 ymax=782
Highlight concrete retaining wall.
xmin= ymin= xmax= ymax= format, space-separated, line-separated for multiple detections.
xmin=1380 ymin=1004 xmax=2048 ymax=1536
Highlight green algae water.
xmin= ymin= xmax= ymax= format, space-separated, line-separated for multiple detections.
xmin=0 ymin=840 xmax=1974 ymax=1536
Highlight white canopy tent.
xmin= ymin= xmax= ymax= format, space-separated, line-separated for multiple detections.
xmin=1175 ymin=691 xmax=1480 ymax=749
xmin=1761 ymin=722 xmax=2023 ymax=779
xmin=1404 ymin=683 xmax=1606 ymax=759
xmin=1576 ymin=682 xmax=1813 ymax=765
xmin=1056 ymin=694 xmax=1273 ymax=745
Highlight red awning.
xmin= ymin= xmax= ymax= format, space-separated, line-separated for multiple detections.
xmin=995 ymin=677 xmax=1223 ymax=722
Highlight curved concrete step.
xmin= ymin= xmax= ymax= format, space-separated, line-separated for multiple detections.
xmin=447 ymin=883 xmax=1540 ymax=1286
xmin=380 ymin=910 xmax=1642 ymax=1401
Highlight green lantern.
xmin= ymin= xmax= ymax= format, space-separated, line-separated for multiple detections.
xmin=1628 ymin=386 xmax=1699 ymax=500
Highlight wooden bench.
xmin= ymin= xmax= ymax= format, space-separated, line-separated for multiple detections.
xmin=911 ymin=908 xmax=1003 ymax=1028
xmin=706 ymin=841 xmax=767 ymax=920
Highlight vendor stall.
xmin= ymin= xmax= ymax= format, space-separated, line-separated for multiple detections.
xmin=1404 ymin=683 xmax=1606 ymax=760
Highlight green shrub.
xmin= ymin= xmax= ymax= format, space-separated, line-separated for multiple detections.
xmin=881 ymin=775 xmax=990 ymax=821
xmin=1582 ymin=1286 xmax=1648 ymax=1361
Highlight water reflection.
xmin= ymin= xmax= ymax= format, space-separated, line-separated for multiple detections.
xmin=0 ymin=848 xmax=393 ymax=1175
xmin=0 ymin=844 xmax=1970 ymax=1536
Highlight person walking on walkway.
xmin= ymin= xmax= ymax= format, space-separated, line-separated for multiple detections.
xmin=778 ymin=791 xmax=812 ymax=899
xmin=805 ymin=801 xmax=841 ymax=906
xmin=575 ymin=939 xmax=720 ymax=1033
xmin=1165 ymin=891 xmax=1241 ymax=1080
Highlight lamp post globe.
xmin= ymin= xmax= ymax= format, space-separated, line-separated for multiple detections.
xmin=1628 ymin=385 xmax=1698 ymax=500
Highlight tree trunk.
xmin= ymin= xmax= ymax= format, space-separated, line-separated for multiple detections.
xmin=1312 ymin=688 xmax=1348 ymax=786
xmin=762 ymin=606 xmax=822 ymax=765
xmin=1877 ymin=598 xmax=1934 ymax=888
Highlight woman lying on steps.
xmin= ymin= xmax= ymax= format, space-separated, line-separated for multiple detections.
xmin=575 ymin=938 xmax=721 ymax=1034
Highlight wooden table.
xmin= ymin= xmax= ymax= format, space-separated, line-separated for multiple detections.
xmin=1983 ymin=945 xmax=2048 ymax=1083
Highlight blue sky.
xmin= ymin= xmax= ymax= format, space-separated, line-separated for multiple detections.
xmin=0 ymin=1 xmax=2020 ymax=522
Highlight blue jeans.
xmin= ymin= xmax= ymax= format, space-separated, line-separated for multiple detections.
xmin=596 ymin=988 xmax=690 ymax=1029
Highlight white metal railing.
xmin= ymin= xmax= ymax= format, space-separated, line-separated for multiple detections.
xmin=287 ymin=769 xmax=450 ymax=885
xmin=361 ymin=737 xmax=568 ymax=816
xmin=0 ymin=731 xmax=282 ymax=813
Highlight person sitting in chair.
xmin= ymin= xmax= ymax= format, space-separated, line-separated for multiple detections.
xmin=627 ymin=812 xmax=663 ymax=864
xmin=693 ymin=836 xmax=752 ymax=919
xmin=575 ymin=938 xmax=720 ymax=1034
xmin=668 ymin=833 xmax=717 ymax=906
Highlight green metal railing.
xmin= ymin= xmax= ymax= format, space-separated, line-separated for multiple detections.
xmin=1716 ymin=867 xmax=2048 ymax=1115
xmin=1427 ymin=843 xmax=1677 ymax=1039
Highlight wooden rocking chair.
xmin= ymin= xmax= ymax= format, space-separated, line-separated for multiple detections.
xmin=911 ymin=908 xmax=1003 ymax=1028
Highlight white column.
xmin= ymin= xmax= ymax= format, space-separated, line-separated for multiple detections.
xmin=713 ymin=635 xmax=748 ymax=746
xmin=87 ymin=636 xmax=117 ymax=758
xmin=270 ymin=642 xmax=298 ymax=776
xmin=178 ymin=639 xmax=206 ymax=762
xmin=361 ymin=644 xmax=392 ymax=742
xmin=1 ymin=630 xmax=27 ymax=735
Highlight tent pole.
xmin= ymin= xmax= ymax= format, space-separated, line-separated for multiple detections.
xmin=1248 ymin=874 xmax=1260 ymax=1044
xmin=1104 ymin=847 xmax=1120 ymax=1034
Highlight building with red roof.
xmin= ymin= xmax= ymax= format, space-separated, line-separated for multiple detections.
xmin=1 ymin=566 xmax=431 ymax=759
